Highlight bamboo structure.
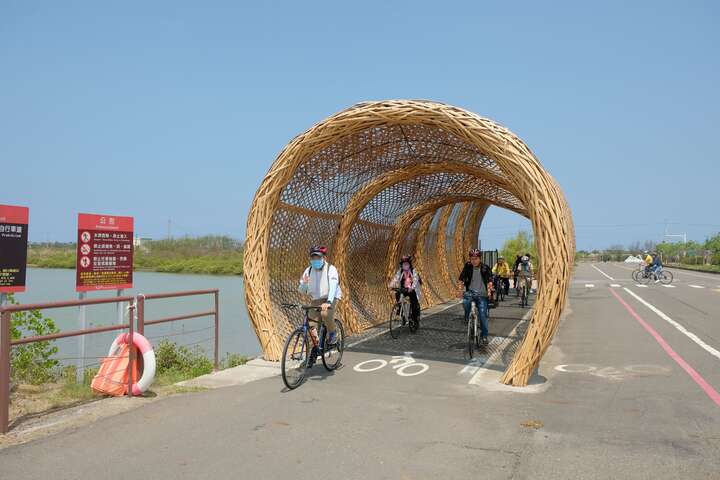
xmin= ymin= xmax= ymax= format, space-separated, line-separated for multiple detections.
xmin=244 ymin=100 xmax=574 ymax=386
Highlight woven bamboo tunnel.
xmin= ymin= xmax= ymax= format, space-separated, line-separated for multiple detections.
xmin=244 ymin=100 xmax=574 ymax=386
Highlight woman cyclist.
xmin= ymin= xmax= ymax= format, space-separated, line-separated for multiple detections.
xmin=389 ymin=255 xmax=421 ymax=327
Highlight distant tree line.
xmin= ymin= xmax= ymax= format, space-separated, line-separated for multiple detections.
xmin=27 ymin=235 xmax=245 ymax=275
xmin=576 ymin=233 xmax=720 ymax=266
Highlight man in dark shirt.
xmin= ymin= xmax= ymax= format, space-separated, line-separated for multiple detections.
xmin=458 ymin=248 xmax=492 ymax=344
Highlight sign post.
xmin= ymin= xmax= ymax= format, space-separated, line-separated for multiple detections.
xmin=75 ymin=213 xmax=134 ymax=381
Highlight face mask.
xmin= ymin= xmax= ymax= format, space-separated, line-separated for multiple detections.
xmin=402 ymin=263 xmax=411 ymax=271
xmin=310 ymin=259 xmax=324 ymax=269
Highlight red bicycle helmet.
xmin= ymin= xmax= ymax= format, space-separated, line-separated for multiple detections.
xmin=309 ymin=245 xmax=328 ymax=256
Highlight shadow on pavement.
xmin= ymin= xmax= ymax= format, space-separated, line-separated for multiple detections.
xmin=346 ymin=292 xmax=534 ymax=368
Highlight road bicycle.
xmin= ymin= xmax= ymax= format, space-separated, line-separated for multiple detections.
xmin=491 ymin=275 xmax=506 ymax=306
xmin=638 ymin=267 xmax=674 ymax=285
xmin=280 ymin=303 xmax=345 ymax=390
xmin=518 ymin=275 xmax=531 ymax=308
xmin=467 ymin=302 xmax=480 ymax=359
xmin=631 ymin=264 xmax=647 ymax=282
xmin=389 ymin=288 xmax=418 ymax=338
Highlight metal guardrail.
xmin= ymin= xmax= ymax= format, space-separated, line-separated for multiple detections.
xmin=0 ymin=289 xmax=219 ymax=434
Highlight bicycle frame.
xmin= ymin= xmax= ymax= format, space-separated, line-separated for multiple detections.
xmin=391 ymin=288 xmax=412 ymax=322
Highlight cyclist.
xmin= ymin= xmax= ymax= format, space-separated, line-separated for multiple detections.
xmin=458 ymin=248 xmax=492 ymax=345
xmin=515 ymin=255 xmax=534 ymax=301
xmin=512 ymin=254 xmax=522 ymax=296
xmin=524 ymin=253 xmax=535 ymax=292
xmin=491 ymin=256 xmax=511 ymax=297
xmin=298 ymin=246 xmax=342 ymax=364
xmin=650 ymin=251 xmax=663 ymax=283
xmin=643 ymin=250 xmax=654 ymax=276
xmin=388 ymin=255 xmax=421 ymax=327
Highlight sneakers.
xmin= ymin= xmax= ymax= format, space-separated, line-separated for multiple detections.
xmin=326 ymin=331 xmax=337 ymax=345
xmin=482 ymin=336 xmax=489 ymax=345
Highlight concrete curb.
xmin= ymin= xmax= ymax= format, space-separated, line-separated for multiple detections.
xmin=176 ymin=358 xmax=281 ymax=389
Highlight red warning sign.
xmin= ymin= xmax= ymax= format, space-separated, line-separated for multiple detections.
xmin=75 ymin=213 xmax=134 ymax=292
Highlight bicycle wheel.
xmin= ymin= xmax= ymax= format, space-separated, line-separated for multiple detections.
xmin=639 ymin=271 xmax=653 ymax=285
xmin=467 ymin=311 xmax=476 ymax=358
xmin=281 ymin=329 xmax=308 ymax=390
xmin=407 ymin=302 xmax=419 ymax=333
xmin=631 ymin=269 xmax=640 ymax=282
xmin=389 ymin=303 xmax=401 ymax=339
xmin=409 ymin=314 xmax=419 ymax=333
xmin=660 ymin=270 xmax=673 ymax=285
xmin=321 ymin=319 xmax=345 ymax=371
xmin=475 ymin=310 xmax=481 ymax=347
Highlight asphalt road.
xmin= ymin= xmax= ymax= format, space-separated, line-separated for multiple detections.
xmin=2 ymin=263 xmax=719 ymax=479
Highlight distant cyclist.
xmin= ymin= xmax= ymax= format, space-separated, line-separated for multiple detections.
xmin=515 ymin=255 xmax=534 ymax=297
xmin=491 ymin=256 xmax=511 ymax=296
xmin=388 ymin=255 xmax=422 ymax=327
xmin=650 ymin=251 xmax=663 ymax=283
xmin=643 ymin=250 xmax=653 ymax=275
xmin=512 ymin=254 xmax=522 ymax=295
xmin=298 ymin=246 xmax=341 ymax=364
xmin=458 ymin=249 xmax=492 ymax=345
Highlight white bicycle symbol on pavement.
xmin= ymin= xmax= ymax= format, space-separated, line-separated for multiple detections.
xmin=353 ymin=352 xmax=430 ymax=377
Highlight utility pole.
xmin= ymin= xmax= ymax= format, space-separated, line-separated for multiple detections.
xmin=167 ymin=218 xmax=171 ymax=240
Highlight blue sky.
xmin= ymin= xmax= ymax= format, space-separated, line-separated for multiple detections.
xmin=2 ymin=1 xmax=718 ymax=250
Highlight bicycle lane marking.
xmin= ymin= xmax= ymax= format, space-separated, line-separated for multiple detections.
xmin=353 ymin=352 xmax=430 ymax=377
xmin=353 ymin=359 xmax=388 ymax=372
xmin=591 ymin=264 xmax=615 ymax=281
xmin=609 ymin=287 xmax=720 ymax=406
xmin=622 ymin=287 xmax=720 ymax=362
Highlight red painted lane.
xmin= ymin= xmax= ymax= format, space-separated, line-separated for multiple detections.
xmin=609 ymin=287 xmax=720 ymax=407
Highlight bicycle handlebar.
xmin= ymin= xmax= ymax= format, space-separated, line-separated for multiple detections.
xmin=280 ymin=303 xmax=323 ymax=311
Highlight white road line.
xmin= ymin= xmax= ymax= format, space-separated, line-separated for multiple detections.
xmin=591 ymin=264 xmax=615 ymax=281
xmin=468 ymin=309 xmax=533 ymax=384
xmin=689 ymin=285 xmax=705 ymax=289
xmin=610 ymin=284 xmax=621 ymax=288
xmin=623 ymin=287 xmax=720 ymax=362
xmin=663 ymin=285 xmax=676 ymax=288
xmin=635 ymin=284 xmax=648 ymax=288
xmin=585 ymin=284 xmax=595 ymax=288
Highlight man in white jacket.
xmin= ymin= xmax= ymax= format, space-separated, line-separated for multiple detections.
xmin=298 ymin=245 xmax=342 ymax=347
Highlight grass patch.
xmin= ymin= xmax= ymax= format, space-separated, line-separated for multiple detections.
xmin=666 ymin=263 xmax=720 ymax=274
xmin=221 ymin=352 xmax=249 ymax=369
xmin=10 ymin=341 xmax=250 ymax=425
